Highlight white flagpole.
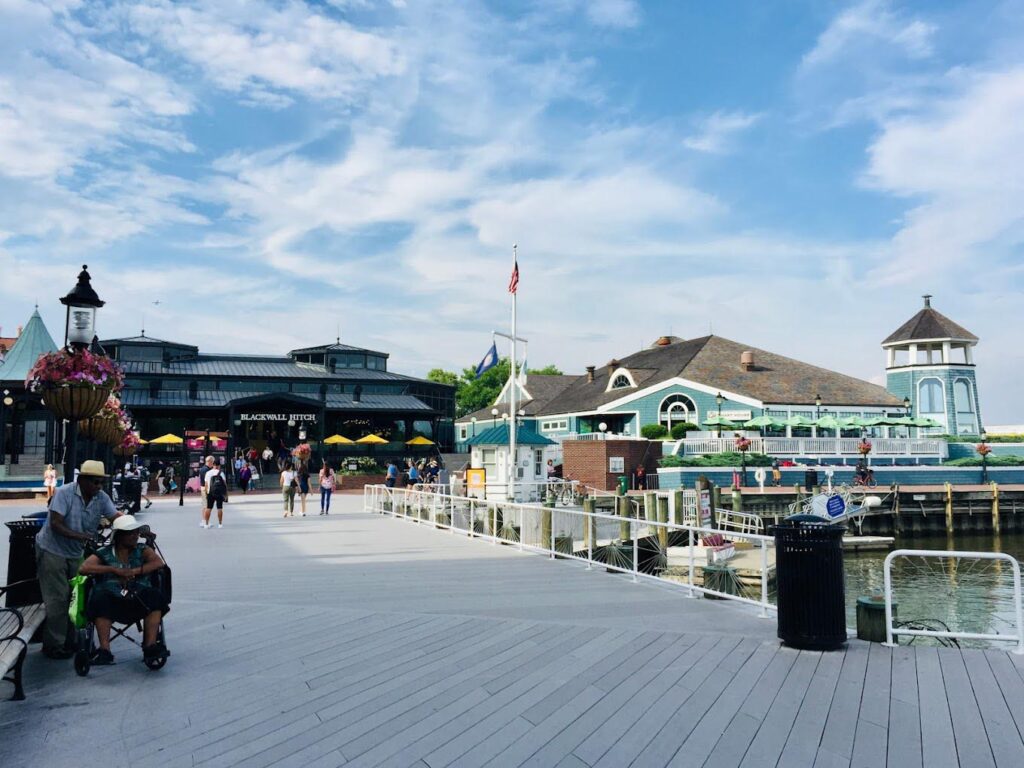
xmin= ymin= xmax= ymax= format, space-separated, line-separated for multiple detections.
xmin=509 ymin=244 xmax=518 ymax=501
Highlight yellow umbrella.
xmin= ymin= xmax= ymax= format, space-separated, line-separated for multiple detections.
xmin=148 ymin=433 xmax=183 ymax=445
xmin=138 ymin=438 xmax=149 ymax=445
xmin=323 ymin=434 xmax=355 ymax=445
xmin=356 ymin=434 xmax=388 ymax=444
xmin=405 ymin=436 xmax=435 ymax=445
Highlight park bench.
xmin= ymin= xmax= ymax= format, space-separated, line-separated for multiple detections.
xmin=1 ymin=579 xmax=45 ymax=700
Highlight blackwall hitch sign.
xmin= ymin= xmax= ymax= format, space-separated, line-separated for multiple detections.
xmin=240 ymin=413 xmax=318 ymax=422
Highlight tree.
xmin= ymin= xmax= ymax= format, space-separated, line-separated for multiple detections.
xmin=456 ymin=359 xmax=510 ymax=417
xmin=426 ymin=368 xmax=459 ymax=387
xmin=528 ymin=364 xmax=563 ymax=375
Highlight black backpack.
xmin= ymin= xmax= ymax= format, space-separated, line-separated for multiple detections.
xmin=209 ymin=472 xmax=227 ymax=500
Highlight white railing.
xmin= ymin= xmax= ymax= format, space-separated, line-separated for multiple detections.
xmin=715 ymin=507 xmax=765 ymax=535
xmin=675 ymin=437 xmax=946 ymax=458
xmin=883 ymin=549 xmax=1024 ymax=654
xmin=453 ymin=479 xmax=581 ymax=503
xmin=363 ymin=485 xmax=777 ymax=616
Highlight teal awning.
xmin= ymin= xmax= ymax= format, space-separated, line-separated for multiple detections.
xmin=465 ymin=424 xmax=555 ymax=446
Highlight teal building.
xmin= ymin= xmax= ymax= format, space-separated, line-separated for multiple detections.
xmin=883 ymin=296 xmax=982 ymax=436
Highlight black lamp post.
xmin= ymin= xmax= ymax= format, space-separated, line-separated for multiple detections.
xmin=471 ymin=416 xmax=477 ymax=439
xmin=59 ymin=265 xmax=105 ymax=483
xmin=814 ymin=393 xmax=822 ymax=438
xmin=715 ymin=391 xmax=724 ymax=438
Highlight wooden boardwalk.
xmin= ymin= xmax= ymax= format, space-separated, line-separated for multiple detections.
xmin=2 ymin=493 xmax=1023 ymax=767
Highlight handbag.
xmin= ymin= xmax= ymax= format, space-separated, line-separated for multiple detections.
xmin=68 ymin=574 xmax=88 ymax=629
xmin=169 ymin=480 xmax=178 ymax=491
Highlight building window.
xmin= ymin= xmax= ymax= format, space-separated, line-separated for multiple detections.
xmin=611 ymin=374 xmax=631 ymax=389
xmin=659 ymin=394 xmax=697 ymax=430
xmin=535 ymin=449 xmax=543 ymax=477
xmin=459 ymin=426 xmax=468 ymax=440
xmin=918 ymin=379 xmax=944 ymax=414
xmin=540 ymin=419 xmax=568 ymax=432
xmin=953 ymin=379 xmax=977 ymax=434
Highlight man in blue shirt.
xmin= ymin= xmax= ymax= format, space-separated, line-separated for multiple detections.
xmin=385 ymin=460 xmax=398 ymax=488
xmin=35 ymin=460 xmax=119 ymax=658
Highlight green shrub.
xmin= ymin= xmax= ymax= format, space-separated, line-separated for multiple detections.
xmin=659 ymin=451 xmax=773 ymax=468
xmin=944 ymin=455 xmax=1024 ymax=467
xmin=670 ymin=422 xmax=698 ymax=440
xmin=641 ymin=424 xmax=669 ymax=440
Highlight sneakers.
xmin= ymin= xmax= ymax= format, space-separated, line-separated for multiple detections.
xmin=200 ymin=520 xmax=207 ymax=528
xmin=92 ymin=648 xmax=115 ymax=665
xmin=144 ymin=500 xmax=152 ymax=509
xmin=217 ymin=523 xmax=223 ymax=528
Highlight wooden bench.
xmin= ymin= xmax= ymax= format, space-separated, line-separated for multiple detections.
xmin=1 ymin=580 xmax=45 ymax=701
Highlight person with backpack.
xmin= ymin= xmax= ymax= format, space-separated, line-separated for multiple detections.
xmin=203 ymin=458 xmax=229 ymax=529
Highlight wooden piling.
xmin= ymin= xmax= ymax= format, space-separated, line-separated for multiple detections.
xmin=656 ymin=493 xmax=669 ymax=549
xmin=732 ymin=489 xmax=742 ymax=515
xmin=944 ymin=482 xmax=954 ymax=535
xmin=892 ymin=482 xmax=901 ymax=535
xmin=617 ymin=494 xmax=630 ymax=541
xmin=673 ymin=489 xmax=685 ymax=525
xmin=992 ymin=482 xmax=1000 ymax=535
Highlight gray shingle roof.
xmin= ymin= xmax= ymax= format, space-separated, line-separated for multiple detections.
xmin=118 ymin=357 xmax=425 ymax=382
xmin=457 ymin=374 xmax=581 ymax=423
xmin=534 ymin=335 xmax=900 ymax=415
xmin=289 ymin=341 xmax=389 ymax=357
xmin=882 ymin=307 xmax=978 ymax=345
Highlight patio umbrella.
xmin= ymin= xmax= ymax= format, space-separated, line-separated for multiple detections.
xmin=405 ymin=436 xmax=435 ymax=445
xmin=783 ymin=415 xmax=816 ymax=428
xmin=888 ymin=417 xmax=917 ymax=426
xmin=356 ymin=434 xmax=389 ymax=444
xmin=703 ymin=415 xmax=739 ymax=429
xmin=856 ymin=416 xmax=888 ymax=427
xmin=323 ymin=434 xmax=355 ymax=445
xmin=743 ymin=415 xmax=785 ymax=429
xmin=913 ymin=417 xmax=943 ymax=428
xmin=148 ymin=433 xmax=183 ymax=445
xmin=814 ymin=414 xmax=843 ymax=430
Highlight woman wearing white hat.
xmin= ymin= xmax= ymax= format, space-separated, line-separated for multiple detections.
xmin=79 ymin=515 xmax=168 ymax=665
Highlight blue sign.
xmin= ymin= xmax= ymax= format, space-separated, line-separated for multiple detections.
xmin=826 ymin=494 xmax=846 ymax=518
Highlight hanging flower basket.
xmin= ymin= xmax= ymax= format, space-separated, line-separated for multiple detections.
xmin=80 ymin=417 xmax=123 ymax=444
xmin=976 ymin=443 xmax=992 ymax=457
xmin=41 ymin=385 xmax=112 ymax=421
xmin=292 ymin=443 xmax=312 ymax=462
xmin=27 ymin=348 xmax=124 ymax=421
xmin=734 ymin=436 xmax=752 ymax=453
xmin=857 ymin=439 xmax=873 ymax=456
xmin=113 ymin=431 xmax=142 ymax=457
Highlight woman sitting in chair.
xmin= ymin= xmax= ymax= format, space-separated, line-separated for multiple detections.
xmin=79 ymin=515 xmax=168 ymax=665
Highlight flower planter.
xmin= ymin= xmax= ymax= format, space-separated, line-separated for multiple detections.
xmin=79 ymin=416 xmax=123 ymax=444
xmin=41 ymin=386 xmax=111 ymax=421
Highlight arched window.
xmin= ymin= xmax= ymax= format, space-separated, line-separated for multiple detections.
xmin=611 ymin=374 xmax=632 ymax=389
xmin=659 ymin=394 xmax=697 ymax=430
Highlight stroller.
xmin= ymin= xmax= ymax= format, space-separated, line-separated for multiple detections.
xmin=73 ymin=530 xmax=172 ymax=676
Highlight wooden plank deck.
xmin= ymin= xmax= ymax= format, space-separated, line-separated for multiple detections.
xmin=2 ymin=494 xmax=1023 ymax=767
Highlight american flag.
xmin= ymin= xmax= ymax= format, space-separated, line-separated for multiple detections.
xmin=508 ymin=259 xmax=519 ymax=294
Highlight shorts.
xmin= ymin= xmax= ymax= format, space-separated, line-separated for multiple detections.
xmin=208 ymin=495 xmax=224 ymax=510
xmin=86 ymin=585 xmax=169 ymax=624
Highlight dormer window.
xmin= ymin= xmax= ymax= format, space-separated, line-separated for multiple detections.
xmin=606 ymin=367 xmax=637 ymax=392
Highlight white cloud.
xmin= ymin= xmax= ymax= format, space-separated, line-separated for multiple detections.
xmin=585 ymin=0 xmax=641 ymax=29
xmin=126 ymin=0 xmax=405 ymax=105
xmin=682 ymin=111 xmax=762 ymax=154
xmin=802 ymin=0 xmax=935 ymax=69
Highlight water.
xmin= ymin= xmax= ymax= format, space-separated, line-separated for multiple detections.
xmin=843 ymin=533 xmax=1024 ymax=648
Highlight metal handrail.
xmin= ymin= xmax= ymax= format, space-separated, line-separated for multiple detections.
xmin=883 ymin=549 xmax=1024 ymax=654
xmin=364 ymin=484 xmax=776 ymax=616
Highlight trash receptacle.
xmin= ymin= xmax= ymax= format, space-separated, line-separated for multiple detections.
xmin=772 ymin=517 xmax=847 ymax=651
xmin=5 ymin=514 xmax=46 ymax=607
xmin=617 ymin=476 xmax=628 ymax=495
xmin=804 ymin=468 xmax=818 ymax=492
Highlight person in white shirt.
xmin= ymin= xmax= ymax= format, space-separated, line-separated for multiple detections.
xmin=280 ymin=466 xmax=297 ymax=517
xmin=202 ymin=459 xmax=229 ymax=528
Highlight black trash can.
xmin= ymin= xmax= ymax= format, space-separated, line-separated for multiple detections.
xmin=804 ymin=468 xmax=818 ymax=492
xmin=121 ymin=477 xmax=142 ymax=514
xmin=5 ymin=514 xmax=46 ymax=607
xmin=772 ymin=517 xmax=847 ymax=651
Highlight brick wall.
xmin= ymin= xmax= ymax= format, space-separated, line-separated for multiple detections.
xmin=562 ymin=439 xmax=660 ymax=490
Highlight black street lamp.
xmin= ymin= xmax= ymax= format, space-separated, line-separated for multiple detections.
xmin=815 ymin=393 xmax=822 ymax=419
xmin=715 ymin=391 xmax=724 ymax=438
xmin=59 ymin=265 xmax=105 ymax=483
xmin=471 ymin=416 xmax=477 ymax=438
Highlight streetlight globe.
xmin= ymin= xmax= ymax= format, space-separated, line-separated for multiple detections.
xmin=491 ymin=408 xmax=499 ymax=417
xmin=598 ymin=422 xmax=608 ymax=432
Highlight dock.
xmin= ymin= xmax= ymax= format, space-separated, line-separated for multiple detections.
xmin=2 ymin=493 xmax=1024 ymax=767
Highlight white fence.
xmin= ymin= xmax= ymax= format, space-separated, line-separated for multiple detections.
xmin=364 ymin=485 xmax=777 ymax=615
xmin=883 ymin=549 xmax=1024 ymax=654
xmin=674 ymin=436 xmax=946 ymax=459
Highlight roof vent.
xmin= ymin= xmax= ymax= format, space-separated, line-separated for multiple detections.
xmin=740 ymin=350 xmax=755 ymax=372
xmin=923 ymin=294 xmax=932 ymax=308
xmin=586 ymin=366 xmax=595 ymax=383
xmin=655 ymin=336 xmax=672 ymax=346
xmin=353 ymin=384 xmax=362 ymax=403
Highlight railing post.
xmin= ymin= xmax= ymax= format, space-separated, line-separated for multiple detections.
xmin=760 ymin=541 xmax=769 ymax=618
xmin=631 ymin=519 xmax=639 ymax=583
xmin=519 ymin=505 xmax=524 ymax=551
xmin=584 ymin=498 xmax=594 ymax=570
xmin=687 ymin=527 xmax=696 ymax=598
xmin=883 ymin=551 xmax=896 ymax=647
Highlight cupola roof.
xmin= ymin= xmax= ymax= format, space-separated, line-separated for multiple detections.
xmin=882 ymin=295 xmax=978 ymax=346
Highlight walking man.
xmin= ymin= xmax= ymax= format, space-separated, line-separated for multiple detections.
xmin=199 ymin=455 xmax=214 ymax=528
xmin=34 ymin=460 xmax=119 ymax=658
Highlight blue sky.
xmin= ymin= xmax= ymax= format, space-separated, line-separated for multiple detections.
xmin=1 ymin=0 xmax=1022 ymax=422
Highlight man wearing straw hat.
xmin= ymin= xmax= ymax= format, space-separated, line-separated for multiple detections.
xmin=35 ymin=460 xmax=120 ymax=659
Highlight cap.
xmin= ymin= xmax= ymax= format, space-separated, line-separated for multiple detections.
xmin=111 ymin=515 xmax=145 ymax=532
xmin=79 ymin=460 xmax=109 ymax=479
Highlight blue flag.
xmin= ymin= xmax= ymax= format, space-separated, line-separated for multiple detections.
xmin=475 ymin=342 xmax=498 ymax=378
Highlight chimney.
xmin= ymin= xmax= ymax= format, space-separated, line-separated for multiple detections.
xmin=606 ymin=359 xmax=620 ymax=376
xmin=740 ymin=350 xmax=755 ymax=372
xmin=655 ymin=336 xmax=672 ymax=346
xmin=353 ymin=384 xmax=362 ymax=403
xmin=586 ymin=366 xmax=595 ymax=383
